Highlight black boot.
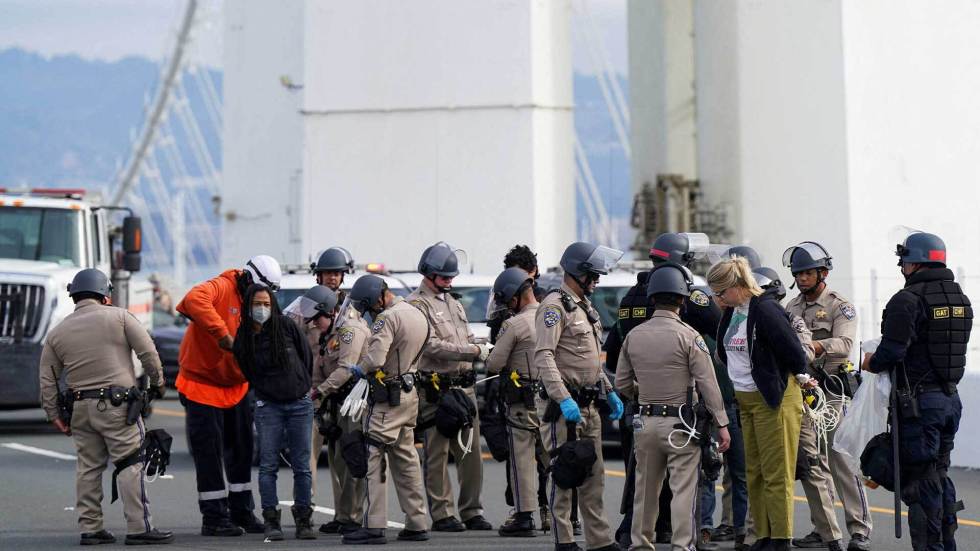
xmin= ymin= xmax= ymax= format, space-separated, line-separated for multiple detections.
xmin=201 ymin=519 xmax=245 ymax=537
xmin=769 ymin=539 xmax=791 ymax=551
xmin=343 ymin=527 xmax=387 ymax=545
xmin=498 ymin=511 xmax=536 ymax=537
xmin=749 ymin=537 xmax=771 ymax=551
xmin=291 ymin=504 xmax=317 ymax=540
xmin=230 ymin=511 xmax=264 ymax=534
xmin=320 ymin=520 xmax=344 ymax=534
xmin=464 ymin=515 xmax=493 ymax=530
xmin=80 ymin=530 xmax=116 ymax=545
xmin=262 ymin=508 xmax=283 ymax=541
xmin=124 ymin=529 xmax=175 ymax=545
xmin=397 ymin=528 xmax=430 ymax=541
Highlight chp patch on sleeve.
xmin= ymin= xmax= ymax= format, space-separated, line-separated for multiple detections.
xmin=371 ymin=316 xmax=387 ymax=334
xmin=339 ymin=327 xmax=355 ymax=344
xmin=690 ymin=289 xmax=710 ymax=307
xmin=694 ymin=335 xmax=710 ymax=354
xmin=839 ymin=303 xmax=856 ymax=320
xmin=542 ymin=306 xmax=562 ymax=328
xmin=792 ymin=317 xmax=807 ymax=334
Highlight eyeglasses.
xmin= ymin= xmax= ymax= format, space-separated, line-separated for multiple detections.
xmin=713 ymin=288 xmax=728 ymax=298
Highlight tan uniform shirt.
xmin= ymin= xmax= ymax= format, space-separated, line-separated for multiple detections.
xmin=534 ymin=283 xmax=611 ymax=403
xmin=485 ymin=303 xmax=539 ymax=379
xmin=317 ymin=309 xmax=369 ymax=395
xmin=407 ymin=284 xmax=477 ymax=376
xmin=788 ymin=312 xmax=817 ymax=365
xmin=361 ymin=297 xmax=429 ymax=380
xmin=615 ymin=311 xmax=729 ymax=427
xmin=785 ymin=286 xmax=856 ymax=367
xmin=38 ymin=299 xmax=163 ymax=421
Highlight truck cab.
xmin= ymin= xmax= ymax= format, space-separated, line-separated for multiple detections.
xmin=0 ymin=189 xmax=150 ymax=409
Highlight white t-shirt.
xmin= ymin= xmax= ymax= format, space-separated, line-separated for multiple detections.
xmin=724 ymin=305 xmax=756 ymax=392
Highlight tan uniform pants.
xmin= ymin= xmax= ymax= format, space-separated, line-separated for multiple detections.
xmin=537 ymin=398 xmax=614 ymax=548
xmin=311 ymin=406 xmax=365 ymax=523
xmin=505 ymin=402 xmax=541 ymax=513
xmin=630 ymin=415 xmax=701 ymax=550
xmin=363 ymin=388 xmax=428 ymax=531
xmin=799 ymin=396 xmax=872 ymax=539
xmin=736 ymin=381 xmax=803 ymax=540
xmin=419 ymin=386 xmax=484 ymax=522
xmin=71 ymin=399 xmax=153 ymax=534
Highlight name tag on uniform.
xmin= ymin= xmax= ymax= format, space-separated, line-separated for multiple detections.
xmin=934 ymin=307 xmax=950 ymax=319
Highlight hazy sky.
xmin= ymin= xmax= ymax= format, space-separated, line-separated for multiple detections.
xmin=0 ymin=0 xmax=626 ymax=74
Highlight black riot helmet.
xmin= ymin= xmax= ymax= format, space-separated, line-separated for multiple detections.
xmin=559 ymin=242 xmax=624 ymax=296
xmin=646 ymin=262 xmax=694 ymax=298
xmin=726 ymin=246 xmax=762 ymax=269
xmin=782 ymin=241 xmax=833 ymax=274
xmin=67 ymin=268 xmax=113 ymax=300
xmin=493 ymin=267 xmax=533 ymax=305
xmin=349 ymin=275 xmax=388 ymax=313
xmin=649 ymin=232 xmax=709 ymax=267
xmin=311 ymin=247 xmax=354 ymax=274
xmin=305 ymin=285 xmax=339 ymax=317
xmin=418 ymin=242 xmax=460 ymax=278
xmin=753 ymin=266 xmax=786 ymax=301
xmin=897 ymin=231 xmax=947 ymax=267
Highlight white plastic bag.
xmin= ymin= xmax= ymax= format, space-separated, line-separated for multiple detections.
xmin=832 ymin=371 xmax=891 ymax=474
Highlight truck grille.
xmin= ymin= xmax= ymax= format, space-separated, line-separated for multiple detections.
xmin=0 ymin=284 xmax=46 ymax=340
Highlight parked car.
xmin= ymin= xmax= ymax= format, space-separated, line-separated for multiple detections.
xmin=150 ymin=308 xmax=187 ymax=388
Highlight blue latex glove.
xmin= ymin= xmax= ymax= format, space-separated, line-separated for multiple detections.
xmin=607 ymin=391 xmax=624 ymax=421
xmin=349 ymin=365 xmax=364 ymax=380
xmin=560 ymin=397 xmax=582 ymax=423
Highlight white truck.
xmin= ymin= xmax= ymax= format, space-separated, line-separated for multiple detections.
xmin=0 ymin=188 xmax=152 ymax=410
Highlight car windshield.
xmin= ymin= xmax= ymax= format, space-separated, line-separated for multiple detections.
xmin=454 ymin=286 xmax=491 ymax=323
xmin=0 ymin=206 xmax=81 ymax=266
xmin=591 ymin=286 xmax=631 ymax=330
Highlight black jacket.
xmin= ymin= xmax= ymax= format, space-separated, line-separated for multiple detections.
xmin=234 ymin=315 xmax=313 ymax=403
xmin=716 ymin=292 xmax=807 ymax=409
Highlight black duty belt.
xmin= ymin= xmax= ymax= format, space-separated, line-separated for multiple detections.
xmin=422 ymin=370 xmax=476 ymax=390
xmin=916 ymin=382 xmax=957 ymax=396
xmin=72 ymin=387 xmax=137 ymax=402
xmin=638 ymin=404 xmax=683 ymax=418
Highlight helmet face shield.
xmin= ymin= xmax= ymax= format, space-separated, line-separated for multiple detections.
xmin=782 ymin=241 xmax=831 ymax=272
xmin=283 ymin=296 xmax=322 ymax=321
xmin=581 ymin=246 xmax=624 ymax=275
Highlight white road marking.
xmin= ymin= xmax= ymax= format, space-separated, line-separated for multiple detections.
xmin=279 ymin=500 xmax=405 ymax=529
xmin=1 ymin=442 xmax=77 ymax=461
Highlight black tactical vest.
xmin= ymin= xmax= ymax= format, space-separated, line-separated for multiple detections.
xmin=905 ymin=275 xmax=972 ymax=385
xmin=616 ymin=281 xmax=652 ymax=339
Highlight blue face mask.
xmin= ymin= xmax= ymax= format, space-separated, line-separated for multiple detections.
xmin=253 ymin=305 xmax=272 ymax=325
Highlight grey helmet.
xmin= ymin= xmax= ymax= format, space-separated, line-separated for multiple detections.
xmin=311 ymin=247 xmax=354 ymax=274
xmin=492 ymin=267 xmax=533 ymax=306
xmin=646 ymin=262 xmax=694 ymax=298
xmin=559 ymin=242 xmax=624 ymax=277
xmin=649 ymin=232 xmax=709 ymax=266
xmin=349 ymin=274 xmax=387 ymax=313
xmin=753 ymin=266 xmax=786 ymax=301
xmin=305 ymin=285 xmax=339 ymax=317
xmin=897 ymin=232 xmax=946 ymax=267
xmin=782 ymin=241 xmax=833 ymax=274
xmin=67 ymin=268 xmax=112 ymax=298
xmin=418 ymin=242 xmax=460 ymax=278
xmin=726 ymin=246 xmax=762 ymax=269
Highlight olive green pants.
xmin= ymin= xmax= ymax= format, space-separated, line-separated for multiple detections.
xmin=736 ymin=380 xmax=802 ymax=540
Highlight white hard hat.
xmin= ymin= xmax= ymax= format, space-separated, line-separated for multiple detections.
xmin=245 ymin=255 xmax=282 ymax=290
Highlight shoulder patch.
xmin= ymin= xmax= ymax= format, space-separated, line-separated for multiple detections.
xmin=631 ymin=307 xmax=647 ymax=318
xmin=371 ymin=316 xmax=386 ymax=334
xmin=933 ymin=306 xmax=950 ymax=319
xmin=792 ymin=317 xmax=807 ymax=334
xmin=618 ymin=308 xmax=629 ymax=320
xmin=339 ymin=327 xmax=355 ymax=344
xmin=543 ymin=307 xmax=562 ymax=328
xmin=839 ymin=303 xmax=856 ymax=321
xmin=694 ymin=335 xmax=709 ymax=353
xmin=690 ymin=289 xmax=710 ymax=307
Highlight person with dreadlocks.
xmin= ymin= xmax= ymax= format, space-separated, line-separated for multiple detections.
xmin=175 ymin=255 xmax=282 ymax=537
xmin=234 ymin=284 xmax=317 ymax=541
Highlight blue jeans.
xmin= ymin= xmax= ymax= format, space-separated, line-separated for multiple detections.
xmin=701 ymin=402 xmax=748 ymax=532
xmin=255 ymin=396 xmax=314 ymax=510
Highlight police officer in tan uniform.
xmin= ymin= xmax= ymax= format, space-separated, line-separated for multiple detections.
xmin=486 ymin=267 xmax=541 ymax=537
xmin=535 ymin=242 xmax=624 ymax=551
xmin=783 ymin=243 xmax=871 ymax=551
xmin=408 ymin=242 xmax=493 ymax=532
xmin=616 ymin=263 xmax=731 ymax=551
xmin=341 ymin=275 xmax=431 ymax=545
xmin=39 ymin=269 xmax=174 ymax=546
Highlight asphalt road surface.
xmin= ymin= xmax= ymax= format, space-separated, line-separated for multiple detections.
xmin=2 ymin=397 xmax=979 ymax=550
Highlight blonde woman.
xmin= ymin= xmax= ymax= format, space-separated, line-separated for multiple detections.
xmin=707 ymin=257 xmax=815 ymax=551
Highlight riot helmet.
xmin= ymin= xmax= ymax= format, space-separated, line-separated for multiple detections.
xmin=896 ymin=231 xmax=946 ymax=267
xmin=284 ymin=285 xmax=338 ymax=322
xmin=311 ymin=247 xmax=354 ymax=274
xmin=752 ymin=266 xmax=786 ymax=301
xmin=490 ymin=267 xmax=534 ymax=316
xmin=726 ymin=246 xmax=762 ymax=269
xmin=645 ymin=262 xmax=694 ymax=298
xmin=244 ymin=255 xmax=282 ymax=291
xmin=782 ymin=241 xmax=833 ymax=274
xmin=649 ymin=232 xmax=709 ymax=266
xmin=559 ymin=242 xmax=624 ymax=296
xmin=67 ymin=268 xmax=113 ymax=300
xmin=349 ymin=274 xmax=388 ymax=314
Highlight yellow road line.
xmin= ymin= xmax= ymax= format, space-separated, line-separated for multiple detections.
xmin=152 ymin=407 xmax=186 ymax=418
